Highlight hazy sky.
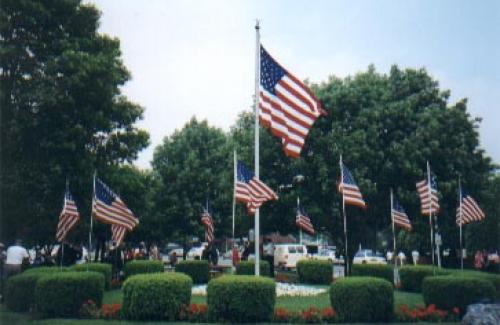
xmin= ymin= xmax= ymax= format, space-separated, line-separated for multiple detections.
xmin=88 ymin=0 xmax=500 ymax=168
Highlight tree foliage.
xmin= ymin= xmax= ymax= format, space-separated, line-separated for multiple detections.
xmin=0 ymin=0 xmax=149 ymax=245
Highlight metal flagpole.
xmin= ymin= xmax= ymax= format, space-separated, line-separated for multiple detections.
xmin=340 ymin=155 xmax=349 ymax=276
xmin=233 ymin=150 xmax=237 ymax=242
xmin=458 ymin=176 xmax=464 ymax=271
xmin=390 ymin=189 xmax=397 ymax=284
xmin=89 ymin=171 xmax=96 ymax=266
xmin=254 ymin=20 xmax=261 ymax=276
xmin=61 ymin=178 xmax=69 ymax=269
xmin=427 ymin=161 xmax=435 ymax=272
xmin=298 ymin=196 xmax=302 ymax=244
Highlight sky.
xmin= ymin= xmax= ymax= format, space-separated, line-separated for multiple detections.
xmin=87 ymin=0 xmax=500 ymax=168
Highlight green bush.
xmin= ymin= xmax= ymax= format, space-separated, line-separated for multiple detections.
xmin=296 ymin=260 xmax=332 ymax=285
xmin=207 ymin=275 xmax=276 ymax=322
xmin=399 ymin=265 xmax=450 ymax=292
xmin=122 ymin=273 xmax=192 ymax=321
xmin=23 ymin=266 xmax=70 ymax=274
xmin=447 ymin=270 xmax=500 ymax=299
xmin=35 ymin=271 xmax=104 ymax=318
xmin=73 ymin=263 xmax=112 ymax=289
xmin=124 ymin=260 xmax=164 ymax=278
xmin=175 ymin=260 xmax=209 ymax=284
xmin=422 ymin=276 xmax=495 ymax=311
xmin=235 ymin=260 xmax=270 ymax=277
xmin=330 ymin=276 xmax=393 ymax=322
xmin=351 ymin=264 xmax=394 ymax=283
xmin=5 ymin=267 xmax=70 ymax=312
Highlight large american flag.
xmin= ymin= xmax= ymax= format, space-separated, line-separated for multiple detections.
xmin=92 ymin=178 xmax=139 ymax=246
xmin=235 ymin=161 xmax=278 ymax=215
xmin=201 ymin=208 xmax=214 ymax=243
xmin=456 ymin=190 xmax=485 ymax=225
xmin=338 ymin=163 xmax=366 ymax=208
xmin=416 ymin=174 xmax=439 ymax=215
xmin=259 ymin=45 xmax=326 ymax=158
xmin=296 ymin=206 xmax=315 ymax=235
xmin=56 ymin=190 xmax=80 ymax=242
xmin=392 ymin=198 xmax=412 ymax=231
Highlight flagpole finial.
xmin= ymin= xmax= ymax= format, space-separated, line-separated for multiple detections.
xmin=255 ymin=19 xmax=260 ymax=30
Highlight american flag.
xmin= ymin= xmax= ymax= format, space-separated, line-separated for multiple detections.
xmin=392 ymin=198 xmax=412 ymax=231
xmin=235 ymin=161 xmax=278 ymax=215
xmin=259 ymin=45 xmax=326 ymax=158
xmin=56 ymin=189 xmax=80 ymax=242
xmin=456 ymin=190 xmax=485 ymax=225
xmin=338 ymin=163 xmax=366 ymax=208
xmin=296 ymin=206 xmax=315 ymax=235
xmin=201 ymin=208 xmax=214 ymax=243
xmin=416 ymin=174 xmax=439 ymax=215
xmin=92 ymin=178 xmax=139 ymax=246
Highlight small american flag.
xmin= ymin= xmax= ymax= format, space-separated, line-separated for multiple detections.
xmin=56 ymin=190 xmax=80 ymax=242
xmin=416 ymin=174 xmax=439 ymax=215
xmin=296 ymin=206 xmax=315 ymax=235
xmin=201 ymin=208 xmax=214 ymax=243
xmin=456 ymin=190 xmax=485 ymax=225
xmin=259 ymin=45 xmax=326 ymax=158
xmin=93 ymin=178 xmax=139 ymax=246
xmin=392 ymin=198 xmax=412 ymax=231
xmin=338 ymin=163 xmax=366 ymax=208
xmin=235 ymin=161 xmax=278 ymax=215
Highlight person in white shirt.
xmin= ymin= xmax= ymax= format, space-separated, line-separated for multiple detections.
xmin=411 ymin=250 xmax=419 ymax=265
xmin=5 ymin=239 xmax=29 ymax=277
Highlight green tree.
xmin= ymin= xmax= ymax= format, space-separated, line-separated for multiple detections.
xmin=0 ymin=0 xmax=149 ymax=245
xmin=151 ymin=118 xmax=231 ymax=250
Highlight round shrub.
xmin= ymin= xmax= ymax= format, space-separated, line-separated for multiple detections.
xmin=5 ymin=267 xmax=70 ymax=312
xmin=297 ymin=260 xmax=332 ymax=285
xmin=330 ymin=276 xmax=393 ymax=322
xmin=35 ymin=271 xmax=104 ymax=318
xmin=399 ymin=265 xmax=450 ymax=292
xmin=235 ymin=260 xmax=270 ymax=277
xmin=73 ymin=263 xmax=112 ymax=289
xmin=124 ymin=260 xmax=164 ymax=278
xmin=422 ymin=276 xmax=495 ymax=311
xmin=208 ymin=275 xmax=276 ymax=322
xmin=122 ymin=272 xmax=192 ymax=321
xmin=175 ymin=260 xmax=209 ymax=284
xmin=447 ymin=270 xmax=500 ymax=299
xmin=352 ymin=264 xmax=394 ymax=283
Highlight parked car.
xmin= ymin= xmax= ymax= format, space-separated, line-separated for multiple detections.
xmin=313 ymin=249 xmax=344 ymax=264
xmin=273 ymin=244 xmax=308 ymax=269
xmin=353 ymin=249 xmax=387 ymax=265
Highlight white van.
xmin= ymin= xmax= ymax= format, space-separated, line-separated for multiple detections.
xmin=273 ymin=244 xmax=308 ymax=269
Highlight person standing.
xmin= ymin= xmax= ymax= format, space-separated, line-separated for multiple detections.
xmin=411 ymin=250 xmax=419 ymax=265
xmin=5 ymin=239 xmax=29 ymax=277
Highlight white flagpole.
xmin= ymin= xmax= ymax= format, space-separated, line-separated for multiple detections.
xmin=254 ymin=20 xmax=261 ymax=276
xmin=427 ymin=161 xmax=435 ymax=271
xmin=391 ymin=189 xmax=397 ymax=284
xmin=89 ymin=171 xmax=96 ymax=265
xmin=61 ymin=178 xmax=69 ymax=269
xmin=232 ymin=150 xmax=237 ymax=243
xmin=298 ymin=196 xmax=302 ymax=244
xmin=340 ymin=155 xmax=349 ymax=276
xmin=459 ymin=176 xmax=464 ymax=271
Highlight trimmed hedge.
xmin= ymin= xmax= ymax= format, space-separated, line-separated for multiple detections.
xmin=235 ymin=260 xmax=271 ymax=277
xmin=5 ymin=267 xmax=69 ymax=312
xmin=207 ymin=275 xmax=276 ymax=322
xmin=72 ymin=263 xmax=112 ymax=289
xmin=351 ymin=264 xmax=394 ymax=283
xmin=35 ymin=271 xmax=104 ymax=318
xmin=330 ymin=276 xmax=393 ymax=322
xmin=447 ymin=270 xmax=500 ymax=299
xmin=422 ymin=276 xmax=495 ymax=311
xmin=175 ymin=260 xmax=209 ymax=284
xmin=23 ymin=266 xmax=71 ymax=274
xmin=399 ymin=265 xmax=450 ymax=292
xmin=296 ymin=260 xmax=332 ymax=285
xmin=122 ymin=273 xmax=192 ymax=320
xmin=124 ymin=260 xmax=164 ymax=278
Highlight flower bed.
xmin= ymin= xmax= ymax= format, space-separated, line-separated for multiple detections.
xmin=395 ymin=304 xmax=461 ymax=322
xmin=192 ymin=283 xmax=327 ymax=297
